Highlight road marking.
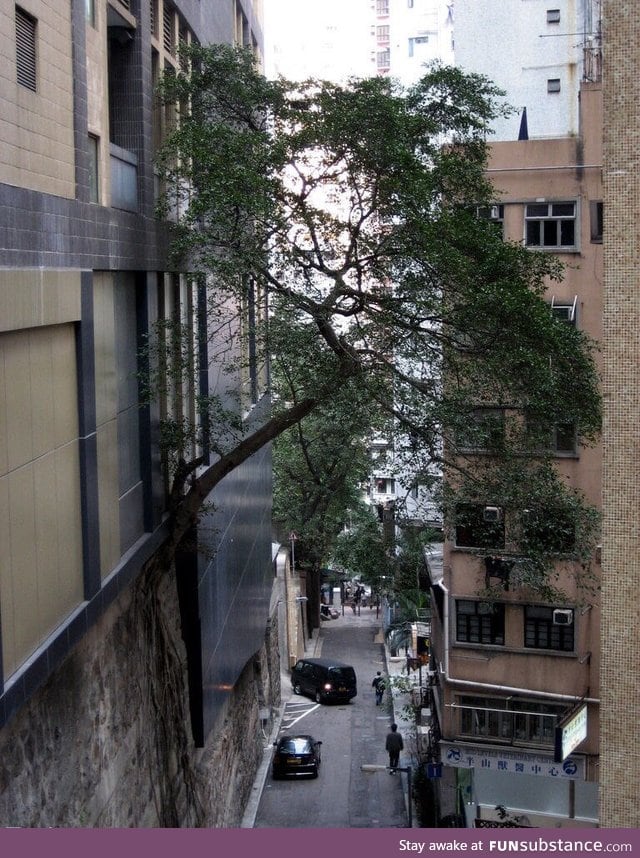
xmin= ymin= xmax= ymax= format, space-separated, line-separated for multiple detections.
xmin=280 ymin=700 xmax=320 ymax=730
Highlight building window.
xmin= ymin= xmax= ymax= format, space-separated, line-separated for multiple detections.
xmin=524 ymin=605 xmax=574 ymax=651
xmin=520 ymin=506 xmax=576 ymax=555
xmin=376 ymin=0 xmax=390 ymax=15
xmin=163 ymin=3 xmax=175 ymax=54
xmin=88 ymin=134 xmax=100 ymax=203
xmin=150 ymin=0 xmax=158 ymax=39
xmin=456 ymin=407 xmax=505 ymax=453
xmin=525 ymin=202 xmax=576 ymax=249
xmin=550 ymin=295 xmax=577 ymax=325
xmin=551 ymin=421 xmax=577 ymax=455
xmin=590 ymin=200 xmax=603 ymax=242
xmin=477 ymin=204 xmax=504 ymax=226
xmin=547 ymin=78 xmax=561 ymax=93
xmin=408 ymin=35 xmax=430 ymax=57
xmin=547 ymin=9 xmax=561 ymax=23
xmin=456 ymin=601 xmax=505 ymax=645
xmin=455 ymin=503 xmax=505 ymax=550
xmin=458 ymin=696 xmax=564 ymax=746
xmin=15 ymin=6 xmax=37 ymax=91
xmin=375 ymin=478 xmax=395 ymax=494
xmin=525 ymin=414 xmax=577 ymax=456
xmin=377 ymin=25 xmax=390 ymax=45
xmin=377 ymin=48 xmax=390 ymax=69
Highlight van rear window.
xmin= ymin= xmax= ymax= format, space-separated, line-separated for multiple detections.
xmin=329 ymin=667 xmax=355 ymax=682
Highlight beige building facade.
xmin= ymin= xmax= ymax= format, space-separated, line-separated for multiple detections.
xmin=429 ymin=81 xmax=603 ymax=828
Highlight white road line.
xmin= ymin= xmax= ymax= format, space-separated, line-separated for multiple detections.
xmin=281 ymin=702 xmax=320 ymax=729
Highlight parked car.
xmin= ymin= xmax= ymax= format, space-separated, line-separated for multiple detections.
xmin=272 ymin=734 xmax=322 ymax=779
xmin=291 ymin=657 xmax=357 ymax=703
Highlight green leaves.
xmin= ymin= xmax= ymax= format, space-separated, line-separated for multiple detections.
xmin=152 ymin=44 xmax=602 ymax=600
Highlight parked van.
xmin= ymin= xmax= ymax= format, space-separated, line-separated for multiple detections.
xmin=291 ymin=657 xmax=357 ymax=704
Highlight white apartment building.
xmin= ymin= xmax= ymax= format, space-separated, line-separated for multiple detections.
xmin=454 ymin=0 xmax=602 ymax=140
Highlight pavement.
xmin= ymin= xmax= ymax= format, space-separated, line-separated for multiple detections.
xmin=241 ymin=602 xmax=422 ymax=828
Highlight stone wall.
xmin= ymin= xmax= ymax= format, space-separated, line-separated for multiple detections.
xmin=600 ymin=0 xmax=640 ymax=829
xmin=0 ymin=565 xmax=281 ymax=827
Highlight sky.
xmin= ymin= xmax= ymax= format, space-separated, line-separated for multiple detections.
xmin=263 ymin=0 xmax=374 ymax=82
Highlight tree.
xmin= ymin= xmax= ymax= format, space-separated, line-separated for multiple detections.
xmin=331 ymin=505 xmax=390 ymax=593
xmin=151 ymin=43 xmax=601 ymax=598
xmin=271 ymin=368 xmax=376 ymax=576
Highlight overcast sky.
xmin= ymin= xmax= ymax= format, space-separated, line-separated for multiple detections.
xmin=263 ymin=0 xmax=373 ymax=82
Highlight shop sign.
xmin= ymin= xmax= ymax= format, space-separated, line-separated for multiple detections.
xmin=554 ymin=703 xmax=587 ymax=763
xmin=440 ymin=741 xmax=584 ymax=779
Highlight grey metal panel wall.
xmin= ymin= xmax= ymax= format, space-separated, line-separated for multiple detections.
xmin=197 ymin=438 xmax=274 ymax=738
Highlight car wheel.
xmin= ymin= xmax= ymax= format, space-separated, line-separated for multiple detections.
xmin=312 ymin=769 xmax=319 ymax=779
xmin=315 ymin=691 xmax=322 ymax=704
xmin=293 ymin=683 xmax=302 ymax=695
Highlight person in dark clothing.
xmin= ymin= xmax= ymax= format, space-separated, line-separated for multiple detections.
xmin=372 ymin=671 xmax=386 ymax=705
xmin=385 ymin=723 xmax=404 ymax=773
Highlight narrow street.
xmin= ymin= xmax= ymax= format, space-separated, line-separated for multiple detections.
xmin=251 ymin=608 xmax=410 ymax=828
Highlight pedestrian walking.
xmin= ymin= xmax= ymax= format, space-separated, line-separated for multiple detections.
xmin=372 ymin=671 xmax=386 ymax=705
xmin=385 ymin=723 xmax=404 ymax=773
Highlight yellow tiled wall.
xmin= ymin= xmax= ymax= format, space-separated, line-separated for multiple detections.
xmin=0 ymin=1 xmax=75 ymax=197
xmin=0 ymin=319 xmax=83 ymax=677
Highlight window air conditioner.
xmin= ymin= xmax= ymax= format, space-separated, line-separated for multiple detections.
xmin=553 ymin=609 xmax=573 ymax=626
xmin=483 ymin=505 xmax=502 ymax=523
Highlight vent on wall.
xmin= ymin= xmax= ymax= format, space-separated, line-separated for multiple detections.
xmin=16 ymin=7 xmax=37 ymax=91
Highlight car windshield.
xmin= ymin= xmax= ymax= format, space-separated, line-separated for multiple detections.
xmin=279 ymin=737 xmax=313 ymax=754
xmin=328 ymin=667 xmax=355 ymax=682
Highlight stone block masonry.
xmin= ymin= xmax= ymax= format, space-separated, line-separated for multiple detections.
xmin=0 ymin=565 xmax=281 ymax=827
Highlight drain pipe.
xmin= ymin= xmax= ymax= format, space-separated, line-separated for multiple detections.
xmin=436 ymin=579 xmax=599 ymax=705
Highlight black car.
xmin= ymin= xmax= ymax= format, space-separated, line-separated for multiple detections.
xmin=272 ymin=734 xmax=322 ymax=779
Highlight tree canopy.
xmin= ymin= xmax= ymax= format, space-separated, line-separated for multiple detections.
xmin=153 ymin=44 xmax=601 ymax=595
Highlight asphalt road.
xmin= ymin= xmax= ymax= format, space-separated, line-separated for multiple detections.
xmin=253 ymin=609 xmax=409 ymax=828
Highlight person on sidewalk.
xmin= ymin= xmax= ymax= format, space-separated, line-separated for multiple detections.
xmin=385 ymin=723 xmax=404 ymax=773
xmin=372 ymin=671 xmax=386 ymax=705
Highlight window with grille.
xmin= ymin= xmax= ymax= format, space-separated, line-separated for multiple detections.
xmin=455 ymin=503 xmax=505 ymax=550
xmin=458 ymin=695 xmax=564 ymax=746
xmin=456 ymin=407 xmax=505 ymax=453
xmin=377 ymin=25 xmax=390 ymax=45
xmin=16 ymin=6 xmax=37 ymax=91
xmin=524 ymin=605 xmax=574 ymax=651
xmin=377 ymin=49 xmax=390 ymax=69
xmin=456 ymin=601 xmax=505 ymax=645
xmin=525 ymin=201 xmax=576 ymax=249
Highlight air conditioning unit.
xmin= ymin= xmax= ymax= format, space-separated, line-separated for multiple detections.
xmin=553 ymin=609 xmax=573 ymax=626
xmin=483 ymin=505 xmax=502 ymax=523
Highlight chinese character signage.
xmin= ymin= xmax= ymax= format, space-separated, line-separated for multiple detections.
xmin=440 ymin=741 xmax=584 ymax=779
